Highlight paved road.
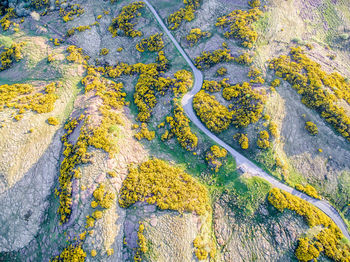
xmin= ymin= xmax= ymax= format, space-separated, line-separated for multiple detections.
xmin=143 ymin=0 xmax=350 ymax=240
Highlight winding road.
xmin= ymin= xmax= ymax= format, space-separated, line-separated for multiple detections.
xmin=143 ymin=0 xmax=350 ymax=240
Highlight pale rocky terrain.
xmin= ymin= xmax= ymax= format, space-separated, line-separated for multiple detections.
xmin=213 ymin=193 xmax=307 ymax=262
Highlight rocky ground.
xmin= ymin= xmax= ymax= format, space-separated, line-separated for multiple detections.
xmin=213 ymin=192 xmax=307 ymax=261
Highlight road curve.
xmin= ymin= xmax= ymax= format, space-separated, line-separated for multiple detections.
xmin=143 ymin=0 xmax=350 ymax=240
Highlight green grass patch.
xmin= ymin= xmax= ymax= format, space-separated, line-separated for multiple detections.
xmin=214 ymin=154 xmax=238 ymax=186
xmin=0 ymin=35 xmax=13 ymax=47
xmin=253 ymin=11 xmax=270 ymax=38
xmin=146 ymin=127 xmax=210 ymax=177
xmin=225 ymin=176 xmax=271 ymax=216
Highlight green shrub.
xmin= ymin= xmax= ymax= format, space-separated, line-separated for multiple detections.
xmin=223 ymin=82 xmax=265 ymax=128
xmin=0 ymin=42 xmax=26 ymax=71
xmin=47 ymin=117 xmax=59 ymax=126
xmin=269 ymin=47 xmax=350 ymax=142
xmin=186 ymin=28 xmax=211 ymax=46
xmin=108 ymin=2 xmax=145 ymax=38
xmin=305 ymin=121 xmax=318 ymax=135
xmin=167 ymin=0 xmax=201 ymax=30
xmin=136 ymin=33 xmax=164 ymax=52
xmin=216 ymin=8 xmax=262 ymax=48
xmin=268 ymin=188 xmax=350 ymax=262
xmin=193 ymin=90 xmax=232 ymax=133
xmin=119 ymin=158 xmax=210 ymax=215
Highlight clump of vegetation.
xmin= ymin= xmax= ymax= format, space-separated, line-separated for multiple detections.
xmin=172 ymin=69 xmax=193 ymax=95
xmin=51 ymin=244 xmax=86 ymax=262
xmin=234 ymin=51 xmax=254 ymax=65
xmin=295 ymin=184 xmax=321 ymax=199
xmin=108 ymin=2 xmax=145 ymax=38
xmin=0 ymin=82 xmax=59 ymax=121
xmin=166 ymin=103 xmax=198 ymax=151
xmin=131 ymin=64 xmax=159 ymax=122
xmin=66 ymin=45 xmax=85 ymax=64
xmin=193 ymin=90 xmax=232 ymax=133
xmin=31 ymin=0 xmax=50 ymax=10
xmin=66 ymin=25 xmax=93 ymax=37
xmin=106 ymin=249 xmax=114 ymax=256
xmin=107 ymin=61 xmax=163 ymax=123
xmin=0 ymin=8 xmax=15 ymax=30
xmin=305 ymin=121 xmax=318 ymax=136
xmin=237 ymin=133 xmax=249 ymax=149
xmin=105 ymin=56 xmax=191 ymax=122
xmin=248 ymin=66 xmax=265 ymax=84
xmin=167 ymin=0 xmax=201 ymax=30
xmin=57 ymin=116 xmax=90 ymax=224
xmin=202 ymin=79 xmax=224 ymax=93
xmin=59 ymin=3 xmax=84 ymax=22
xmin=195 ymin=47 xmax=234 ymax=69
xmin=269 ymin=121 xmax=279 ymax=138
xmin=92 ymin=184 xmax=116 ymax=209
xmin=47 ymin=116 xmax=59 ymax=126
xmin=134 ymin=223 xmax=148 ymax=262
xmin=216 ymin=7 xmax=262 ymax=48
xmin=270 ymin=79 xmax=281 ymax=88
xmin=186 ymin=28 xmax=211 ymax=46
xmin=119 ymin=158 xmax=210 ymax=215
xmin=206 ymin=145 xmax=227 ymax=172
xmin=216 ymin=67 xmax=227 ymax=76
xmin=47 ymin=54 xmax=55 ymax=63
xmin=0 ymin=42 xmax=26 ymax=71
xmin=268 ymin=188 xmax=350 ymax=262
xmin=81 ymin=68 xmax=126 ymax=109
xmin=136 ymin=33 xmax=164 ymax=52
xmin=100 ymin=48 xmax=109 ymax=56
xmin=134 ymin=123 xmax=155 ymax=141
xmin=248 ymin=0 xmax=261 ymax=8
xmin=90 ymin=249 xmax=97 ymax=257
xmin=269 ymin=47 xmax=350 ymax=142
xmin=222 ymin=81 xmax=265 ymax=127
xmin=51 ymin=38 xmax=61 ymax=46
xmin=257 ymin=130 xmax=270 ymax=149
xmin=193 ymin=235 xmax=211 ymax=260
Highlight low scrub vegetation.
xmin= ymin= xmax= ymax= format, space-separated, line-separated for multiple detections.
xmin=166 ymin=103 xmax=198 ymax=151
xmin=195 ymin=47 xmax=234 ymax=69
xmin=305 ymin=121 xmax=318 ymax=136
xmin=119 ymin=158 xmax=210 ymax=215
xmin=193 ymin=90 xmax=232 ymax=133
xmin=269 ymin=47 xmax=350 ymax=142
xmin=268 ymin=188 xmax=350 ymax=262
xmin=136 ymin=33 xmax=164 ymax=52
xmin=186 ymin=28 xmax=211 ymax=46
xmin=216 ymin=7 xmax=262 ymax=48
xmin=51 ymin=244 xmax=86 ymax=262
xmin=0 ymin=82 xmax=59 ymax=121
xmin=0 ymin=42 xmax=26 ymax=71
xmin=206 ymin=145 xmax=227 ymax=172
xmin=167 ymin=0 xmax=201 ymax=30
xmin=109 ymin=2 xmax=145 ymax=38
xmin=222 ymin=81 xmax=265 ymax=128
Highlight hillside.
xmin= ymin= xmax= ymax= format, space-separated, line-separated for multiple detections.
xmin=0 ymin=0 xmax=349 ymax=261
